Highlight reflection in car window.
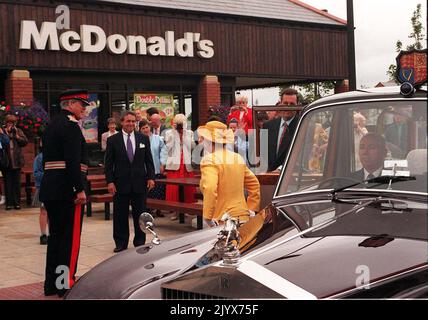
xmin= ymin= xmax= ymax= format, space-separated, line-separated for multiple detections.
xmin=277 ymin=100 xmax=427 ymax=196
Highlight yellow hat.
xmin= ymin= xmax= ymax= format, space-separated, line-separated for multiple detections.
xmin=197 ymin=121 xmax=234 ymax=144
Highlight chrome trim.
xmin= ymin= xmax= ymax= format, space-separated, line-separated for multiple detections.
xmin=237 ymin=260 xmax=317 ymax=299
xmin=273 ymin=97 xmax=427 ymax=199
xmin=327 ymin=263 xmax=428 ymax=299
xmin=274 ymin=188 xmax=428 ymax=203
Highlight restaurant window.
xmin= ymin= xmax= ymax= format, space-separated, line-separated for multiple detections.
xmin=111 ymin=92 xmax=128 ymax=122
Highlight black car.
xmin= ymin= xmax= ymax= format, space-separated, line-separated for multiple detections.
xmin=66 ymin=82 xmax=427 ymax=299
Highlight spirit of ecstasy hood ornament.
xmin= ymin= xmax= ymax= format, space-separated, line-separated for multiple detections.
xmin=215 ymin=213 xmax=242 ymax=266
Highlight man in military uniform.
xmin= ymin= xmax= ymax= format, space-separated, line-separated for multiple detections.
xmin=39 ymin=89 xmax=89 ymax=297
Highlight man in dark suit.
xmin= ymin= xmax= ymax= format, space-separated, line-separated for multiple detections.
xmin=105 ymin=111 xmax=156 ymax=253
xmin=263 ymin=88 xmax=300 ymax=172
xmin=384 ymin=107 xmax=410 ymax=158
xmin=350 ymin=133 xmax=387 ymax=181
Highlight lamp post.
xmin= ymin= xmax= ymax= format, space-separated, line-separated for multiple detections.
xmin=347 ymin=0 xmax=357 ymax=91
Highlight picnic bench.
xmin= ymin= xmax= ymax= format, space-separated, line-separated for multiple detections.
xmin=89 ymin=193 xmax=203 ymax=227
xmin=85 ymin=175 xmax=204 ymax=229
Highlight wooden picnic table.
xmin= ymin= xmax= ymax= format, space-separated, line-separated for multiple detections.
xmin=154 ymin=177 xmax=200 ymax=186
xmin=154 ymin=177 xmax=202 ymax=227
xmin=86 ymin=174 xmax=108 ymax=217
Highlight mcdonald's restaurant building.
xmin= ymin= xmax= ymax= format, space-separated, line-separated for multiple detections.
xmin=0 ymin=0 xmax=350 ymax=153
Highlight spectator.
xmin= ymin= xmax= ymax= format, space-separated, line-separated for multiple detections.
xmin=101 ymin=118 xmax=118 ymax=151
xmin=227 ymin=95 xmax=253 ymax=133
xmin=150 ymin=113 xmax=166 ymax=136
xmin=228 ymin=118 xmax=248 ymax=156
xmin=385 ymin=106 xmax=411 ymax=158
xmin=2 ymin=114 xmax=28 ymax=210
xmin=33 ymin=139 xmax=48 ymax=245
xmin=354 ymin=112 xmax=368 ymax=170
xmin=139 ymin=119 xmax=167 ymax=217
xmin=263 ymin=88 xmax=300 ymax=171
xmin=134 ymin=109 xmax=143 ymax=130
xmin=308 ymin=122 xmax=329 ymax=172
xmin=0 ymin=127 xmax=10 ymax=206
xmin=161 ymin=114 xmax=196 ymax=220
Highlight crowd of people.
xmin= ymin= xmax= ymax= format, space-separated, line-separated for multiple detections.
xmin=1 ymin=85 xmax=417 ymax=299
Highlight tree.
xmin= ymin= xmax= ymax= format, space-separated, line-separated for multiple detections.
xmin=387 ymin=4 xmax=426 ymax=81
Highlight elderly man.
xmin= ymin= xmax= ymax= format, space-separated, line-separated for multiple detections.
xmin=198 ymin=121 xmax=260 ymax=226
xmin=150 ymin=113 xmax=166 ymax=136
xmin=351 ymin=133 xmax=388 ymax=180
xmin=40 ymin=89 xmax=89 ymax=297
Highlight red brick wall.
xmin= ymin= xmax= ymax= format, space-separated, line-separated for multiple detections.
xmin=198 ymin=75 xmax=220 ymax=125
xmin=4 ymin=70 xmax=33 ymax=106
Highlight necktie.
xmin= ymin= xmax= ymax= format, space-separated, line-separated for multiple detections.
xmin=367 ymin=173 xmax=375 ymax=180
xmin=126 ymin=134 xmax=134 ymax=163
xmin=278 ymin=122 xmax=288 ymax=153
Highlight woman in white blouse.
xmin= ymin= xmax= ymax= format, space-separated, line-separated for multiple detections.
xmin=101 ymin=118 xmax=118 ymax=151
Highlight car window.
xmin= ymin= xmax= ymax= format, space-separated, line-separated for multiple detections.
xmin=276 ymin=100 xmax=427 ymax=196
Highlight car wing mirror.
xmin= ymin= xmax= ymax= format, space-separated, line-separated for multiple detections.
xmin=139 ymin=212 xmax=161 ymax=245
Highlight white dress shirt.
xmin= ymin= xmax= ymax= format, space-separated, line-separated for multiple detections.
xmin=364 ymin=167 xmax=383 ymax=180
xmin=122 ymin=130 xmax=136 ymax=154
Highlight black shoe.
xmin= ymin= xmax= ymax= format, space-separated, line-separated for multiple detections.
xmin=40 ymin=234 xmax=48 ymax=245
xmin=14 ymin=205 xmax=21 ymax=210
xmin=113 ymin=247 xmax=126 ymax=253
xmin=5 ymin=206 xmax=13 ymax=210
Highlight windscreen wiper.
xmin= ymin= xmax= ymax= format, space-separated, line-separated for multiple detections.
xmin=331 ymin=175 xmax=416 ymax=202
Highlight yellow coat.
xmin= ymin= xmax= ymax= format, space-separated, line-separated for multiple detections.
xmin=200 ymin=148 xmax=260 ymax=222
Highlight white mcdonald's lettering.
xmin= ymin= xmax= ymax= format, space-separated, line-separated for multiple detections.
xmin=19 ymin=20 xmax=215 ymax=59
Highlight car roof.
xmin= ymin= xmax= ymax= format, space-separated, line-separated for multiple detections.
xmin=305 ymin=86 xmax=427 ymax=110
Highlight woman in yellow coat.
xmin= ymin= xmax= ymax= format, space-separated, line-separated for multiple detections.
xmin=198 ymin=121 xmax=260 ymax=227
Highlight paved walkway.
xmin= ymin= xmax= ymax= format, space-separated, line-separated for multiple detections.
xmin=0 ymin=204 xmax=197 ymax=299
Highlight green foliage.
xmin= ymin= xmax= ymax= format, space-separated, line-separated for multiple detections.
xmin=280 ymin=81 xmax=335 ymax=104
xmin=408 ymin=4 xmax=425 ymax=50
xmin=387 ymin=3 xmax=426 ymax=80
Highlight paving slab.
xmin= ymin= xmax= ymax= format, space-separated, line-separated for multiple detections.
xmin=0 ymin=203 xmax=200 ymax=299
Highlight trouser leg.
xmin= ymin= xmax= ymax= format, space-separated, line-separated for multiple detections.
xmin=131 ymin=192 xmax=146 ymax=247
xmin=44 ymin=200 xmax=83 ymax=293
xmin=3 ymin=170 xmax=14 ymax=206
xmin=58 ymin=202 xmax=83 ymax=290
xmin=12 ymin=169 xmax=21 ymax=206
xmin=44 ymin=201 xmax=65 ymax=293
xmin=113 ymin=193 xmax=130 ymax=249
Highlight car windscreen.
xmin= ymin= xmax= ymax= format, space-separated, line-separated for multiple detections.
xmin=276 ymin=99 xmax=427 ymax=196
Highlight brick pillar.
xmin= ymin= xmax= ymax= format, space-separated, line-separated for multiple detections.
xmin=5 ymin=70 xmax=33 ymax=106
xmin=198 ymin=75 xmax=220 ymax=125
xmin=334 ymin=79 xmax=350 ymax=94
